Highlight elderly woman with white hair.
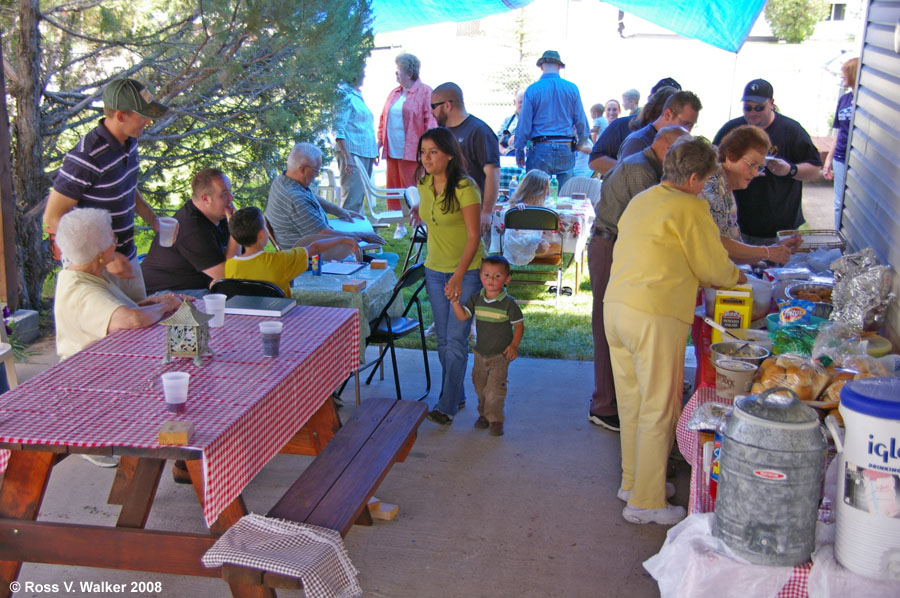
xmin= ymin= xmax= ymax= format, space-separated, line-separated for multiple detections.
xmin=604 ymin=138 xmax=745 ymax=526
xmin=54 ymin=208 xmax=182 ymax=360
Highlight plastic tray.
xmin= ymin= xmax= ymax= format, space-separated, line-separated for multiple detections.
xmin=776 ymin=229 xmax=846 ymax=253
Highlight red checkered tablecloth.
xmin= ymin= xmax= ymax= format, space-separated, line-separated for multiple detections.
xmin=0 ymin=306 xmax=358 ymax=527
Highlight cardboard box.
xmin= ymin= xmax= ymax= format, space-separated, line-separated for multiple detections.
xmin=369 ymin=259 xmax=388 ymax=269
xmin=712 ymin=284 xmax=753 ymax=343
xmin=342 ymin=279 xmax=367 ymax=292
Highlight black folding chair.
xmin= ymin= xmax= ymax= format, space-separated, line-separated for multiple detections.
xmin=402 ymin=186 xmax=427 ymax=272
xmin=209 ymin=279 xmax=286 ymax=299
xmin=338 ymin=262 xmax=430 ymax=403
xmin=500 ymin=206 xmax=565 ymax=306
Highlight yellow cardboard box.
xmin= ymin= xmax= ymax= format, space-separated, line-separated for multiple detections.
xmin=712 ymin=284 xmax=753 ymax=343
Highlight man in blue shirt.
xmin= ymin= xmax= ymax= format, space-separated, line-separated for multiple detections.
xmin=514 ymin=50 xmax=589 ymax=189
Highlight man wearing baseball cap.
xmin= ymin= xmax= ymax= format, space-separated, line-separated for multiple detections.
xmin=43 ymin=77 xmax=169 ymax=302
xmin=713 ymin=79 xmax=821 ymax=244
xmin=513 ymin=50 xmax=589 ymax=188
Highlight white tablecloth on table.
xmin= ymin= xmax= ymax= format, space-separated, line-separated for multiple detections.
xmin=488 ymin=197 xmax=595 ymax=257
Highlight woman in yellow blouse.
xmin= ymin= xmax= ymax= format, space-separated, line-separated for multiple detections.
xmin=605 ymin=137 xmax=745 ymax=525
xmin=410 ymin=127 xmax=484 ymax=425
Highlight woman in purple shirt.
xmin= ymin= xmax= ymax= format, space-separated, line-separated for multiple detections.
xmin=823 ymin=57 xmax=859 ymax=229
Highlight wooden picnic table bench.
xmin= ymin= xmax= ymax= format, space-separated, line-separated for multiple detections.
xmin=222 ymin=397 xmax=427 ymax=591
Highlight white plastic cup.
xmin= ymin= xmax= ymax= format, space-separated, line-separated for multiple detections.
xmin=259 ymin=321 xmax=284 ymax=357
xmin=161 ymin=372 xmax=190 ymax=413
xmin=158 ymin=217 xmax=179 ymax=247
xmin=204 ymin=293 xmax=227 ymax=328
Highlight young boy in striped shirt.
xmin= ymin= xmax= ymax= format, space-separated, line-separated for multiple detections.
xmin=450 ymin=255 xmax=524 ymax=436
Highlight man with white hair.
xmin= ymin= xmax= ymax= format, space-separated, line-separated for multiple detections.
xmin=265 ymin=142 xmax=385 ymax=250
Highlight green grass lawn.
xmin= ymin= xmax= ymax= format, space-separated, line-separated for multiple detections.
xmin=381 ymin=224 xmax=595 ymax=361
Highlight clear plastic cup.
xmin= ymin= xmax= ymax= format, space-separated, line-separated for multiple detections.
xmin=158 ymin=217 xmax=179 ymax=247
xmin=259 ymin=321 xmax=283 ymax=357
xmin=204 ymin=293 xmax=227 ymax=327
xmin=161 ymin=372 xmax=190 ymax=413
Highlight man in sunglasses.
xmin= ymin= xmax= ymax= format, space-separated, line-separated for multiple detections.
xmin=713 ymin=79 xmax=822 ymax=245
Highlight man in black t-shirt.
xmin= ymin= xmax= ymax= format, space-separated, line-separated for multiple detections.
xmin=142 ymin=168 xmax=239 ymax=296
xmin=431 ymin=82 xmax=501 ymax=235
xmin=713 ymin=79 xmax=822 ymax=243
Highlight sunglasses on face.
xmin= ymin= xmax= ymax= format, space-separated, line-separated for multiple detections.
xmin=430 ymin=101 xmax=450 ymax=110
xmin=743 ymin=103 xmax=767 ymax=113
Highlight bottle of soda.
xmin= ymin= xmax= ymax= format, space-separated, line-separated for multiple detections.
xmin=508 ymin=175 xmax=518 ymax=201
xmin=549 ymin=175 xmax=558 ymax=199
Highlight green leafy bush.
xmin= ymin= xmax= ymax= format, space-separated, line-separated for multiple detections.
xmin=764 ymin=0 xmax=830 ymax=43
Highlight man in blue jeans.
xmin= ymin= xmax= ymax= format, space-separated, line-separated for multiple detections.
xmin=513 ymin=50 xmax=590 ymax=189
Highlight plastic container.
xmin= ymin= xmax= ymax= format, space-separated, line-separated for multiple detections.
xmin=826 ymin=378 xmax=900 ymax=580
xmin=549 ymin=175 xmax=558 ymax=199
xmin=714 ymin=360 xmax=758 ymax=400
xmin=714 ymin=388 xmax=827 ymax=566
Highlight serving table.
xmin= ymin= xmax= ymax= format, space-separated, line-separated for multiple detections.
xmin=0 ymin=306 xmax=358 ymax=597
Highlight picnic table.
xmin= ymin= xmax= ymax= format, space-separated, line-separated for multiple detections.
xmin=0 ymin=306 xmax=358 ymax=596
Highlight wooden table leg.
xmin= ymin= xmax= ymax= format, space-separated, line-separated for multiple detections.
xmin=0 ymin=451 xmax=56 ymax=597
xmin=182 ymin=460 xmax=276 ymax=598
xmin=116 ymin=458 xmax=165 ymax=529
xmin=108 ymin=455 xmax=139 ymax=505
xmin=280 ymin=397 xmax=341 ymax=456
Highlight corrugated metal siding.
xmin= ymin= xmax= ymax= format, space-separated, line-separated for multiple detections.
xmin=843 ymin=0 xmax=900 ymax=343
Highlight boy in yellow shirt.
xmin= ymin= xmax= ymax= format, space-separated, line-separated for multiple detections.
xmin=225 ymin=207 xmax=361 ymax=295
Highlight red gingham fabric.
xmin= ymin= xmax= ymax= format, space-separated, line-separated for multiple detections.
xmin=0 ymin=306 xmax=358 ymax=527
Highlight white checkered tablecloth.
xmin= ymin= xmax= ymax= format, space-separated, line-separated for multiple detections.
xmin=0 ymin=306 xmax=359 ymax=527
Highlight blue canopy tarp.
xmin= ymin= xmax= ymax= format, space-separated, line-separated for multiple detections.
xmin=371 ymin=0 xmax=766 ymax=53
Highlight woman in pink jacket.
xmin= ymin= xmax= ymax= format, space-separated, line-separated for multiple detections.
xmin=378 ymin=53 xmax=437 ymax=213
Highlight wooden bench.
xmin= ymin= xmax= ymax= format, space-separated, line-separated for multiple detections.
xmin=222 ymin=397 xmax=427 ymax=591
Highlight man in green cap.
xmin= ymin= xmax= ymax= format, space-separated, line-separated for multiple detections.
xmin=43 ymin=77 xmax=169 ymax=302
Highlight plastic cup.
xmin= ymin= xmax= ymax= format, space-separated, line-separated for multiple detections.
xmin=204 ymin=293 xmax=227 ymax=328
xmin=259 ymin=321 xmax=283 ymax=357
xmin=161 ymin=372 xmax=190 ymax=413
xmin=158 ymin=217 xmax=179 ymax=247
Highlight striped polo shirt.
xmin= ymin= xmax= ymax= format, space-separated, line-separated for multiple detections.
xmin=52 ymin=119 xmax=140 ymax=260
xmin=462 ymin=289 xmax=524 ymax=356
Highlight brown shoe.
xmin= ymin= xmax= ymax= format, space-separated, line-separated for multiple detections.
xmin=489 ymin=421 xmax=504 ymax=436
xmin=172 ymin=460 xmax=192 ymax=484
xmin=474 ymin=416 xmax=489 ymax=429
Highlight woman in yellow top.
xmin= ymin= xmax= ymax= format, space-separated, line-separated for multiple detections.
xmin=410 ymin=127 xmax=484 ymax=425
xmin=604 ymin=138 xmax=745 ymax=525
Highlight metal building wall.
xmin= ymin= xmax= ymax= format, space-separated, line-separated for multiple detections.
xmin=842 ymin=0 xmax=900 ymax=343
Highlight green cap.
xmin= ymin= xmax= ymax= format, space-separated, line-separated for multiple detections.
xmin=102 ymin=78 xmax=168 ymax=118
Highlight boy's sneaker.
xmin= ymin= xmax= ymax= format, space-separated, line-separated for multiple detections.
xmin=622 ymin=503 xmax=686 ymax=525
xmin=588 ymin=413 xmax=620 ymax=432
xmin=426 ymin=409 xmax=452 ymax=425
xmin=617 ymin=482 xmax=676 ymax=502
xmin=393 ymin=225 xmax=407 ymax=239
xmin=80 ymin=454 xmax=119 ymax=468
xmin=489 ymin=421 xmax=504 ymax=436
xmin=474 ymin=416 xmax=489 ymax=429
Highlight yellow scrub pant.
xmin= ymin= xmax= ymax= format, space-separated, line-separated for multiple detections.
xmin=604 ymin=302 xmax=689 ymax=509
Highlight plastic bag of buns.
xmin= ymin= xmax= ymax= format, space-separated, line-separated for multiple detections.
xmin=751 ymin=353 xmax=830 ymax=402
xmin=818 ymin=356 xmax=889 ymax=406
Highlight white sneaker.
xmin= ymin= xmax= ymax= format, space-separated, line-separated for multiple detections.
xmin=393 ymin=225 xmax=408 ymax=239
xmin=424 ymin=323 xmax=436 ymax=337
xmin=622 ymin=503 xmax=686 ymax=525
xmin=81 ymin=454 xmax=120 ymax=468
xmin=617 ymin=483 xmax=676 ymax=502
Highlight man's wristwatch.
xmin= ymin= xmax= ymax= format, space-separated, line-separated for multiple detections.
xmin=788 ymin=162 xmax=798 ymax=178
